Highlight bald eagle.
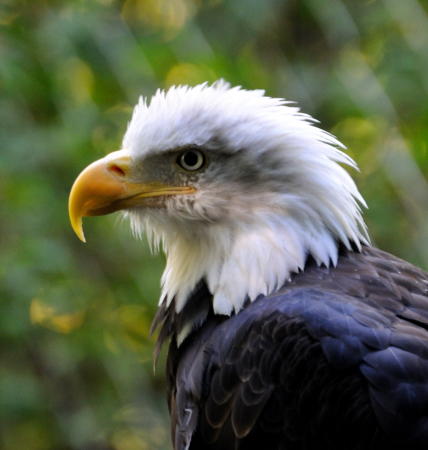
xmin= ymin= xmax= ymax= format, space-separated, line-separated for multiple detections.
xmin=69 ymin=82 xmax=428 ymax=450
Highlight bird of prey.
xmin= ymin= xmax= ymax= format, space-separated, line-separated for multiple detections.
xmin=68 ymin=81 xmax=428 ymax=450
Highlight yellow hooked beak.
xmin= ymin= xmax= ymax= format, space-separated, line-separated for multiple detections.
xmin=68 ymin=150 xmax=196 ymax=242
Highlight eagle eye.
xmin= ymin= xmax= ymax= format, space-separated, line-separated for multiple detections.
xmin=177 ymin=149 xmax=205 ymax=171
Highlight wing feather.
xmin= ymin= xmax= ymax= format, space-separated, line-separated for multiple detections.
xmin=161 ymin=246 xmax=428 ymax=449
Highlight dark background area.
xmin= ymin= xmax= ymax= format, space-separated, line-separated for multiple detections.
xmin=1 ymin=0 xmax=428 ymax=448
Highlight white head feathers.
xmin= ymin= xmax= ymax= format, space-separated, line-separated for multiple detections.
xmin=123 ymin=81 xmax=369 ymax=316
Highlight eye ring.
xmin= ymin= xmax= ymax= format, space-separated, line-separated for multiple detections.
xmin=177 ymin=149 xmax=205 ymax=171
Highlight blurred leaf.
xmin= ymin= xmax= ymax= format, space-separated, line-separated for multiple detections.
xmin=30 ymin=298 xmax=86 ymax=334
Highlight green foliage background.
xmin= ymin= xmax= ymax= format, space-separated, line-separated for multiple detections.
xmin=1 ymin=0 xmax=428 ymax=449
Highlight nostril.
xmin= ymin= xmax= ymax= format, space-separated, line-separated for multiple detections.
xmin=108 ymin=164 xmax=126 ymax=177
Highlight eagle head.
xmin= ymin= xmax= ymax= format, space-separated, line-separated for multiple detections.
xmin=69 ymin=81 xmax=368 ymax=316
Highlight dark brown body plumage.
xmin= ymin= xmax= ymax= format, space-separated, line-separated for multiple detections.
xmin=152 ymin=246 xmax=428 ymax=450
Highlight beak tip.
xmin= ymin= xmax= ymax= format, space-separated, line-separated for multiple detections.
xmin=75 ymin=228 xmax=87 ymax=243
xmin=75 ymin=225 xmax=87 ymax=243
xmin=70 ymin=214 xmax=87 ymax=243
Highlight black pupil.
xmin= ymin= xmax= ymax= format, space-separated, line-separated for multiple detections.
xmin=183 ymin=151 xmax=199 ymax=167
